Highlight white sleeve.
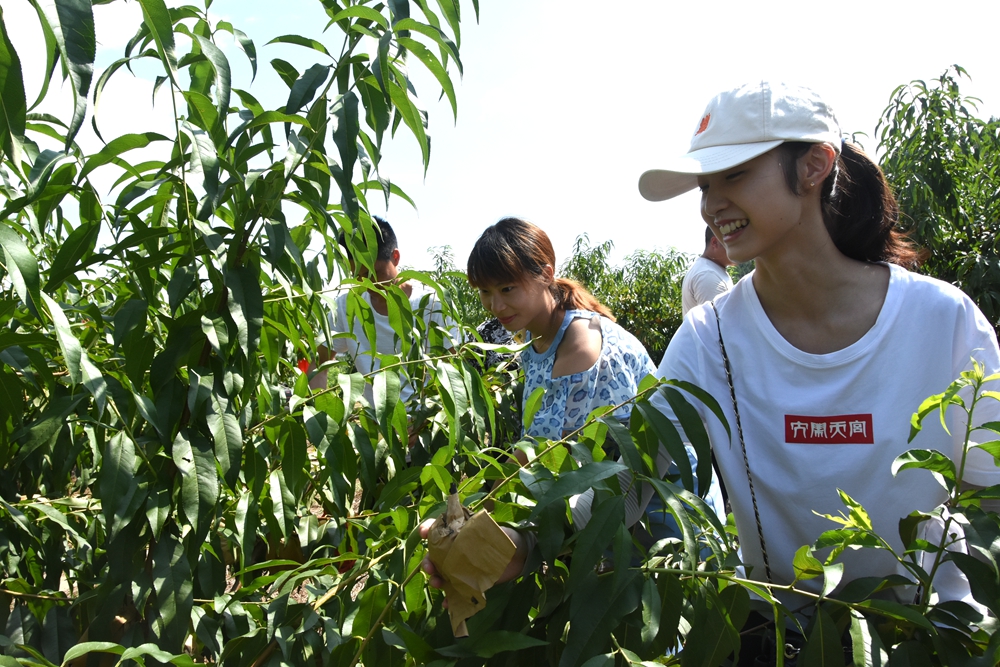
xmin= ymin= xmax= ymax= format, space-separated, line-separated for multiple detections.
xmin=954 ymin=301 xmax=1000 ymax=488
xmin=329 ymin=293 xmax=352 ymax=355
xmin=689 ymin=269 xmax=731 ymax=307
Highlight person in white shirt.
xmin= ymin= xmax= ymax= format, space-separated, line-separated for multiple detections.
xmin=681 ymin=225 xmax=734 ymax=315
xmin=310 ymin=216 xmax=456 ymax=407
xmin=637 ymin=81 xmax=1000 ymax=662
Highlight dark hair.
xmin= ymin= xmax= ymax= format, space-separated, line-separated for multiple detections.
xmin=467 ymin=217 xmax=614 ymax=320
xmin=776 ymin=142 xmax=924 ymax=268
xmin=704 ymin=225 xmax=715 ymax=246
xmin=338 ymin=215 xmax=397 ymax=263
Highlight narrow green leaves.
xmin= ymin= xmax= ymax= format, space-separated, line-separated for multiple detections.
xmin=171 ymin=430 xmax=219 ymax=536
xmin=136 ymin=0 xmax=178 ymax=85
xmin=32 ymin=0 xmax=95 ymax=148
xmin=0 ymin=225 xmax=41 ymax=318
xmin=285 ymin=63 xmax=330 ymax=119
xmin=40 ymin=292 xmax=82 ymax=383
xmin=0 ymin=8 xmax=26 ymax=165
xmin=150 ymin=533 xmax=194 ymax=652
xmin=99 ymin=432 xmax=138 ymax=537
xmin=80 ymin=132 xmax=169 ymax=180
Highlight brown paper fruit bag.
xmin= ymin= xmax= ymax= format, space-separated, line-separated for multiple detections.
xmin=427 ymin=487 xmax=516 ymax=637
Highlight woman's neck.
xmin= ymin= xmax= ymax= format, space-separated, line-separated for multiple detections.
xmin=527 ymin=304 xmax=565 ymax=354
xmin=752 ymin=242 xmax=890 ymax=354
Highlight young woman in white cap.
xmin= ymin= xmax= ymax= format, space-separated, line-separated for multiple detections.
xmin=641 ymin=81 xmax=1000 ymax=658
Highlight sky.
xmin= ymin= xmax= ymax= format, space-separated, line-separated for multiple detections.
xmin=6 ymin=0 xmax=1000 ymax=273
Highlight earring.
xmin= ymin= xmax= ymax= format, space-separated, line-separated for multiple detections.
xmin=809 ymin=181 xmax=815 ymax=188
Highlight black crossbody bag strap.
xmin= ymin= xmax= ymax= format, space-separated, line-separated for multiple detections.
xmin=710 ymin=301 xmax=773 ymax=583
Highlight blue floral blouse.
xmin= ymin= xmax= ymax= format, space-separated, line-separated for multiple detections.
xmin=522 ymin=310 xmax=656 ymax=439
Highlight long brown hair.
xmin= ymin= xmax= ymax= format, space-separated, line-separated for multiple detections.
xmin=467 ymin=217 xmax=614 ymax=320
xmin=777 ymin=141 xmax=925 ymax=268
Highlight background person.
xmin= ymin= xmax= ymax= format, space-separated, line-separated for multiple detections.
xmin=682 ymin=225 xmax=735 ymax=315
xmin=638 ymin=81 xmax=1000 ymax=661
xmin=310 ymin=216 xmax=457 ymax=406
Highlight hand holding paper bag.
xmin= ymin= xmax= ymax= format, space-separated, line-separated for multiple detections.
xmin=424 ymin=487 xmax=517 ymax=637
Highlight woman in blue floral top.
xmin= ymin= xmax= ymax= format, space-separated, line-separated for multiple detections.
xmin=420 ymin=217 xmax=722 ymax=587
xmin=467 ymin=218 xmax=655 ymax=443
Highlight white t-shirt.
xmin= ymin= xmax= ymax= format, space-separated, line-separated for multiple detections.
xmin=682 ymin=256 xmax=733 ymax=316
xmin=328 ymin=283 xmax=457 ymax=405
xmin=653 ymin=264 xmax=1000 ymax=602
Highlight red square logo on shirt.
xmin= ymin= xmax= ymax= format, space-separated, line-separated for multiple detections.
xmin=785 ymin=414 xmax=874 ymax=444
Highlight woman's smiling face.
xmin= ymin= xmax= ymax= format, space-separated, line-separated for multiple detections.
xmin=697 ymin=149 xmax=805 ymax=264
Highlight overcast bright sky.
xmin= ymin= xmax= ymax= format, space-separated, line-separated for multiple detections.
xmin=7 ymin=0 xmax=1000 ymax=272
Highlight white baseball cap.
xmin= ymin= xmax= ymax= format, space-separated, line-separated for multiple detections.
xmin=638 ymin=81 xmax=843 ymax=202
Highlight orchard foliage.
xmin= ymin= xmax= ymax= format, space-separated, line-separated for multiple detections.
xmin=878 ymin=66 xmax=1000 ymax=327
xmin=0 ymin=0 xmax=998 ymax=663
xmin=561 ymin=235 xmax=691 ymax=364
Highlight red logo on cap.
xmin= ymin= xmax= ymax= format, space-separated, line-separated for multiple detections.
xmin=695 ymin=114 xmax=711 ymax=135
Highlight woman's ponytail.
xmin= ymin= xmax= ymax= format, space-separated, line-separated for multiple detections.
xmin=821 ymin=142 xmax=925 ymax=268
xmin=551 ymin=277 xmax=615 ymax=321
xmin=779 ymin=141 xmax=925 ymax=268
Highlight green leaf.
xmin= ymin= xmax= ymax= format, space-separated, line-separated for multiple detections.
xmin=136 ymin=0 xmax=178 ymax=85
xmin=460 ymin=631 xmax=548 ymax=658
xmin=397 ymin=36 xmax=456 ymax=121
xmin=41 ymin=292 xmax=82 ymax=384
xmin=387 ymin=79 xmax=429 ymax=171
xmin=166 ymin=262 xmax=197 ymax=313
xmin=266 ymin=34 xmax=331 ymax=57
xmin=792 ymin=545 xmax=824 ymax=581
xmin=641 ymin=577 xmax=661 ymax=645
xmin=81 ymin=351 xmax=107 ymax=417
xmin=949 ymin=552 xmax=1000 ymax=616
xmin=267 ymin=469 xmax=295 ymax=538
xmin=192 ymin=35 xmax=230 ymax=124
xmin=567 ymin=495 xmax=623 ymax=594
xmin=523 ymin=385 xmax=544 ymax=431
xmin=98 ymin=432 xmax=137 ymax=534
xmin=560 ymin=571 xmax=642 ymax=667
xmin=79 ymin=131 xmax=168 ymax=180
xmin=208 ymin=409 xmax=242 ymax=491
xmin=857 ymin=599 xmax=934 ymax=630
xmin=350 ymin=581 xmax=389 ymax=638
xmin=32 ymin=0 xmax=95 ymax=148
xmin=269 ymin=58 xmax=298 ymax=88
xmin=60 ymin=642 xmax=126 ymax=664
xmin=226 ymin=265 xmax=263 ymax=355
xmin=0 ymin=9 xmax=26 ymax=165
xmin=634 ymin=402 xmax=693 ymax=491
xmin=527 ymin=461 xmax=627 ymax=522
xmin=44 ymin=219 xmax=100 ymax=290
xmin=234 ymin=490 xmax=258 ymax=575
xmin=658 ymin=386 xmax=713 ymax=497
xmin=0 ymin=224 xmax=41 ymax=318
xmin=171 ymin=430 xmax=219 ymax=536
xmin=891 ymin=449 xmax=957 ymax=493
xmin=798 ymin=605 xmax=845 ymax=667
xmin=373 ymin=369 xmax=400 ymax=439
xmin=280 ymin=420 xmax=308 ymax=498
xmin=150 ymin=535 xmax=194 ymax=653
xmin=328 ymin=5 xmax=390 ymax=29
xmin=848 ymin=609 xmax=888 ymax=667
xmin=179 ymin=121 xmax=220 ymax=220
xmin=330 ymin=91 xmax=360 ymax=219
xmin=285 ymin=63 xmax=330 ymax=118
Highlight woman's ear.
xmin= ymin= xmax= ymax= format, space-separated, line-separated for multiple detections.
xmin=540 ymin=264 xmax=555 ymax=285
xmin=800 ymin=143 xmax=837 ymax=191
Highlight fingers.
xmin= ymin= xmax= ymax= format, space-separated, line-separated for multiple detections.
xmin=418 ymin=517 xmax=436 ymax=539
